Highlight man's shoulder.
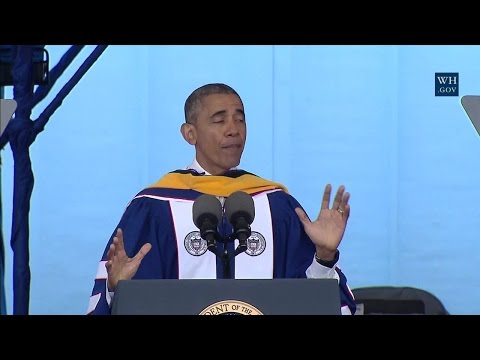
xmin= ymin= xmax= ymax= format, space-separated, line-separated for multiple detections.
xmin=262 ymin=188 xmax=295 ymax=202
xmin=132 ymin=186 xmax=199 ymax=202
xmin=124 ymin=169 xmax=195 ymax=202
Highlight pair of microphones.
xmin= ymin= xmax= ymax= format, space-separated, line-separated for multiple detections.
xmin=192 ymin=191 xmax=255 ymax=261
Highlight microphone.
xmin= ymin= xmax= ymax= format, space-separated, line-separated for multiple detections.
xmin=224 ymin=191 xmax=255 ymax=255
xmin=192 ymin=194 xmax=223 ymax=251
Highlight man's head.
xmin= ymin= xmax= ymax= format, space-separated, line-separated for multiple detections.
xmin=181 ymin=83 xmax=247 ymax=175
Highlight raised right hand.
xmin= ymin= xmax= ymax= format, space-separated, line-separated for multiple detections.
xmin=105 ymin=228 xmax=152 ymax=291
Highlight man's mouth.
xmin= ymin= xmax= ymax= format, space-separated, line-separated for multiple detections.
xmin=222 ymin=144 xmax=242 ymax=149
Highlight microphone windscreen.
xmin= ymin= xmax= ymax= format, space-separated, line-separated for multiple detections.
xmin=224 ymin=191 xmax=255 ymax=225
xmin=192 ymin=194 xmax=223 ymax=229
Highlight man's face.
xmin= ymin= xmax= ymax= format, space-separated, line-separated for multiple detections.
xmin=189 ymin=93 xmax=247 ymax=175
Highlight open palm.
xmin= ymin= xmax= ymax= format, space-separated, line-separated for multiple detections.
xmin=105 ymin=228 xmax=152 ymax=291
xmin=295 ymin=184 xmax=350 ymax=260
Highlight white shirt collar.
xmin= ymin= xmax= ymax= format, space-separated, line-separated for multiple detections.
xmin=186 ymin=158 xmax=237 ymax=176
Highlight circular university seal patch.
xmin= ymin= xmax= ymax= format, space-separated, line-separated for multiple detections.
xmin=184 ymin=231 xmax=208 ymax=256
xmin=245 ymin=231 xmax=266 ymax=256
xmin=199 ymin=300 xmax=264 ymax=315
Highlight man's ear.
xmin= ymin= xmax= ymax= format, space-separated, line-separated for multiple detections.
xmin=180 ymin=123 xmax=196 ymax=145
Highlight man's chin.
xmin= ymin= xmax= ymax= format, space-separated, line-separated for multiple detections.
xmin=224 ymin=159 xmax=241 ymax=170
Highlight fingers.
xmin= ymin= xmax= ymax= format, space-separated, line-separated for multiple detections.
xmin=107 ymin=229 xmax=123 ymax=261
xmin=106 ymin=228 xmax=124 ymax=270
xmin=340 ymin=191 xmax=350 ymax=210
xmin=133 ymin=243 xmax=152 ymax=263
xmin=332 ymin=185 xmax=345 ymax=210
xmin=106 ymin=242 xmax=115 ymax=261
xmin=321 ymin=184 xmax=332 ymax=210
xmin=337 ymin=193 xmax=351 ymax=222
xmin=295 ymin=207 xmax=310 ymax=227
xmin=343 ymin=203 xmax=351 ymax=219
xmin=320 ymin=184 xmax=350 ymax=219
xmin=106 ymin=243 xmax=115 ymax=270
xmin=115 ymin=228 xmax=125 ymax=252
xmin=106 ymin=233 xmax=120 ymax=269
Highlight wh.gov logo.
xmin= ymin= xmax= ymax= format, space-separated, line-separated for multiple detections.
xmin=435 ymin=73 xmax=459 ymax=96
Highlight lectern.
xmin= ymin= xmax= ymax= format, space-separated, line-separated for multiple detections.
xmin=111 ymin=278 xmax=341 ymax=315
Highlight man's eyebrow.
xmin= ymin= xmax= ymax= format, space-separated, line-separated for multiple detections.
xmin=209 ymin=108 xmax=245 ymax=119
xmin=210 ymin=110 xmax=227 ymax=119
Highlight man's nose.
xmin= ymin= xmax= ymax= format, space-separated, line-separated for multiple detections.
xmin=225 ymin=119 xmax=240 ymax=136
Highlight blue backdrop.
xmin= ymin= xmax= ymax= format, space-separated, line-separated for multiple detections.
xmin=3 ymin=45 xmax=479 ymax=314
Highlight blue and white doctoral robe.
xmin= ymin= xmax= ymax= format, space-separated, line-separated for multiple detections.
xmin=88 ymin=169 xmax=356 ymax=315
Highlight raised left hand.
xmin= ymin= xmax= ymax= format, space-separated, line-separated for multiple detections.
xmin=295 ymin=184 xmax=350 ymax=261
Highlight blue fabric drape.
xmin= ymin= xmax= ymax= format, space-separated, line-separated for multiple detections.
xmin=0 ymin=45 xmax=107 ymax=314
